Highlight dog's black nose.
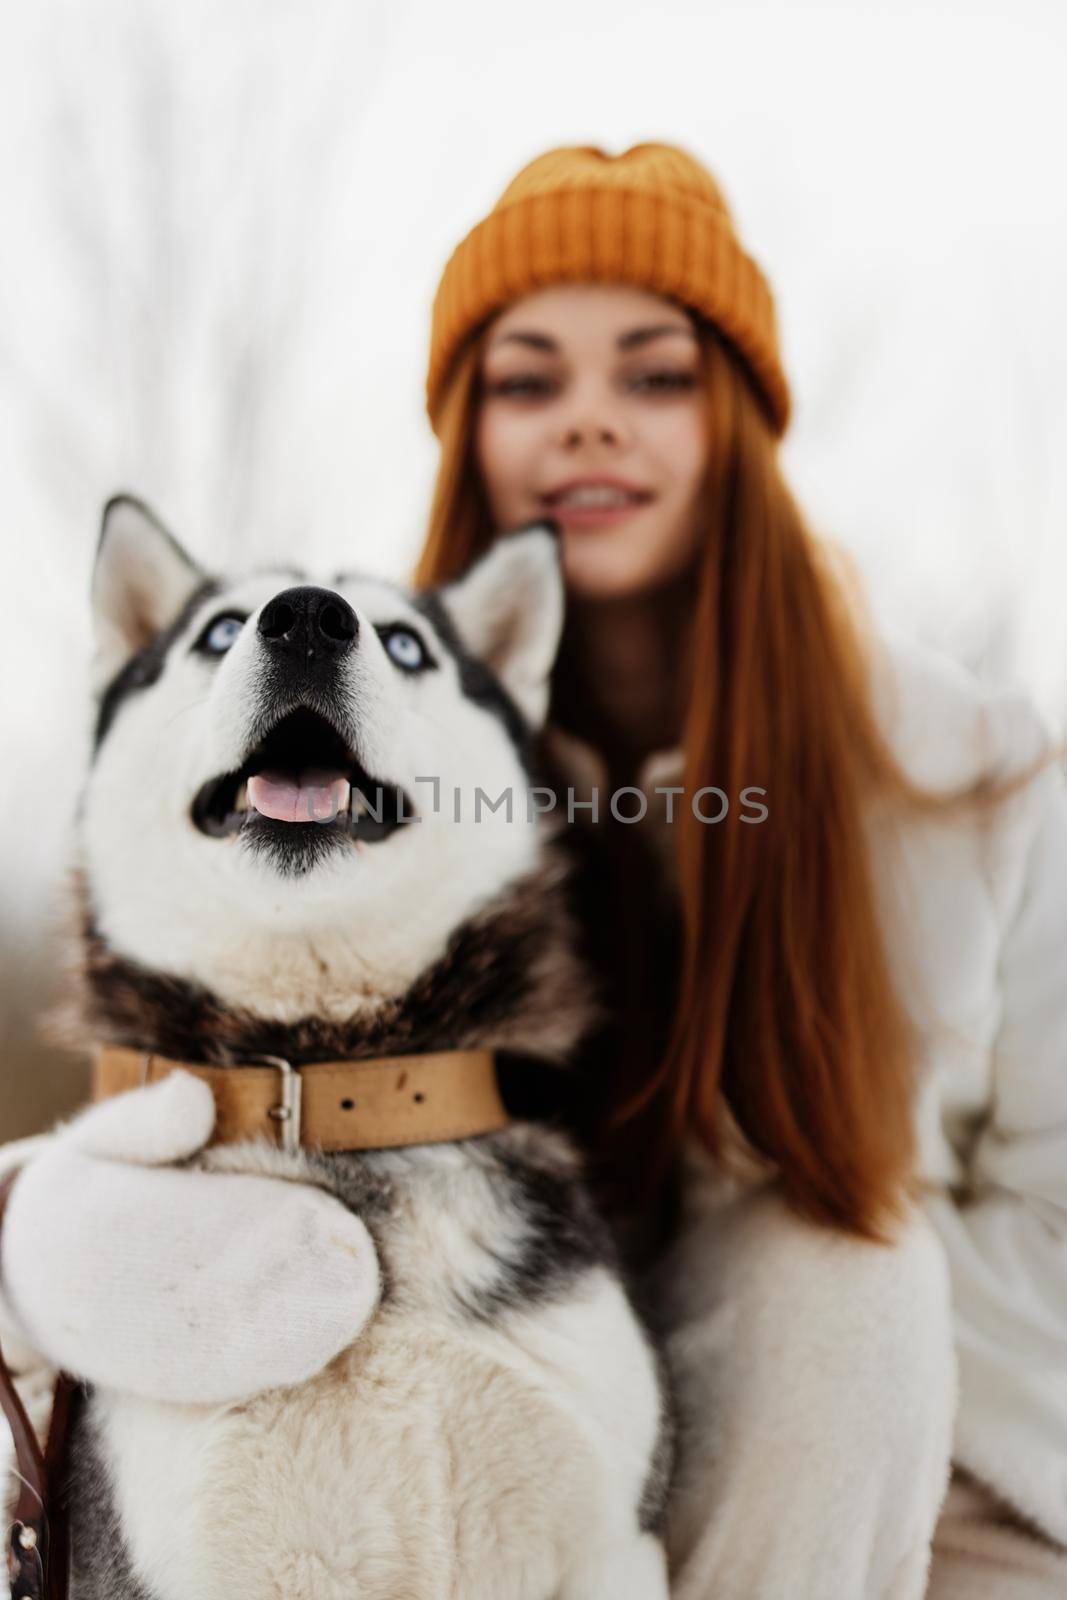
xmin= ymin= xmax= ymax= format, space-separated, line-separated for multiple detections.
xmin=257 ymin=587 xmax=358 ymax=665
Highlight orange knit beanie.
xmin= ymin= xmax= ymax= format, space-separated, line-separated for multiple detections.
xmin=425 ymin=141 xmax=790 ymax=437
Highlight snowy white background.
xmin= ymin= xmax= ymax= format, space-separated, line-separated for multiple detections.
xmin=2 ymin=0 xmax=1065 ymax=1136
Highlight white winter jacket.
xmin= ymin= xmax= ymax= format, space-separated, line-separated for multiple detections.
xmin=545 ymin=609 xmax=1067 ymax=1548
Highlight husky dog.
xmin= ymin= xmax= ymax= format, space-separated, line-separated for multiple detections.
xmin=45 ymin=497 xmax=670 ymax=1599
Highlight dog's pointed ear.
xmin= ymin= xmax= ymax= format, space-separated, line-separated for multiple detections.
xmin=91 ymin=496 xmax=207 ymax=685
xmin=440 ymin=523 xmax=564 ymax=728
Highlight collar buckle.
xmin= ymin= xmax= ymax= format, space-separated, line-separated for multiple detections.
xmin=247 ymin=1054 xmax=302 ymax=1153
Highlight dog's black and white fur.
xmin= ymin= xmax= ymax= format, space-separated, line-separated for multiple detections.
xmin=51 ymin=498 xmax=671 ymax=1599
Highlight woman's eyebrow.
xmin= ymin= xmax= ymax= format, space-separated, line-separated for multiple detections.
xmin=490 ymin=325 xmax=697 ymax=354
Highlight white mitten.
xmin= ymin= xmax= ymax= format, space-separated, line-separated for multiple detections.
xmin=0 ymin=1073 xmax=381 ymax=1405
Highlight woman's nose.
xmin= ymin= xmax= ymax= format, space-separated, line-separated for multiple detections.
xmin=559 ymin=428 xmax=617 ymax=448
xmin=562 ymin=421 xmax=618 ymax=447
xmin=556 ymin=380 xmax=633 ymax=449
xmin=559 ymin=412 xmax=627 ymax=451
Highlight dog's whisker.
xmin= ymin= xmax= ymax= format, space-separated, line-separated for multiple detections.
xmin=9 ymin=1465 xmax=44 ymax=1509
xmin=160 ymin=695 xmax=211 ymax=731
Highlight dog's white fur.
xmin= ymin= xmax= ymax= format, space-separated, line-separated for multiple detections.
xmin=92 ymin=1142 xmax=666 ymax=1600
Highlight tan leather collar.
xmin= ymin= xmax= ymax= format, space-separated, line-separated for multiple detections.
xmin=93 ymin=1044 xmax=510 ymax=1153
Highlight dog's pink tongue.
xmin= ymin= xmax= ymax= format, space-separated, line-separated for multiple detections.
xmin=247 ymin=769 xmax=350 ymax=823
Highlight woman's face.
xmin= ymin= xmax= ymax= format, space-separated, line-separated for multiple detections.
xmin=474 ymin=285 xmax=709 ymax=601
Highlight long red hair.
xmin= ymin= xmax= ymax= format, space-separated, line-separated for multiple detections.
xmin=413 ymin=315 xmax=1034 ymax=1243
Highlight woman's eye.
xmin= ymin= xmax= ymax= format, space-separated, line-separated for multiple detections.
xmin=632 ymin=370 xmax=697 ymax=393
xmin=485 ymin=374 xmax=555 ymax=398
xmin=384 ymin=627 xmax=428 ymax=672
xmin=486 ymin=370 xmax=696 ymax=399
xmin=197 ymin=614 xmax=246 ymax=655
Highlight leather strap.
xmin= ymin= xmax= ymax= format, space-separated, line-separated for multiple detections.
xmin=0 ymin=1174 xmax=76 ymax=1600
xmin=93 ymin=1046 xmax=510 ymax=1152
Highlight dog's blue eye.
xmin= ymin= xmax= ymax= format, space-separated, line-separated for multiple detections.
xmin=384 ymin=628 xmax=427 ymax=672
xmin=200 ymin=615 xmax=245 ymax=655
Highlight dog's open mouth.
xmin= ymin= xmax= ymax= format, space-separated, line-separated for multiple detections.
xmin=191 ymin=707 xmax=413 ymax=844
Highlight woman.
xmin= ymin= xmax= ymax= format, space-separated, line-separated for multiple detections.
xmin=409 ymin=143 xmax=1067 ymax=1598
xmin=3 ymin=142 xmax=1067 ymax=1598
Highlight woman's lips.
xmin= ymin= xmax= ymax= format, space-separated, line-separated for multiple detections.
xmin=544 ymin=497 xmax=653 ymax=528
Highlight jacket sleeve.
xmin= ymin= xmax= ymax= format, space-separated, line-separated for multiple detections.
xmin=923 ymin=725 xmax=1067 ymax=1544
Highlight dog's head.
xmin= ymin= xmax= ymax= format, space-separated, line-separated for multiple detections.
xmin=80 ymin=496 xmax=565 ymax=1011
